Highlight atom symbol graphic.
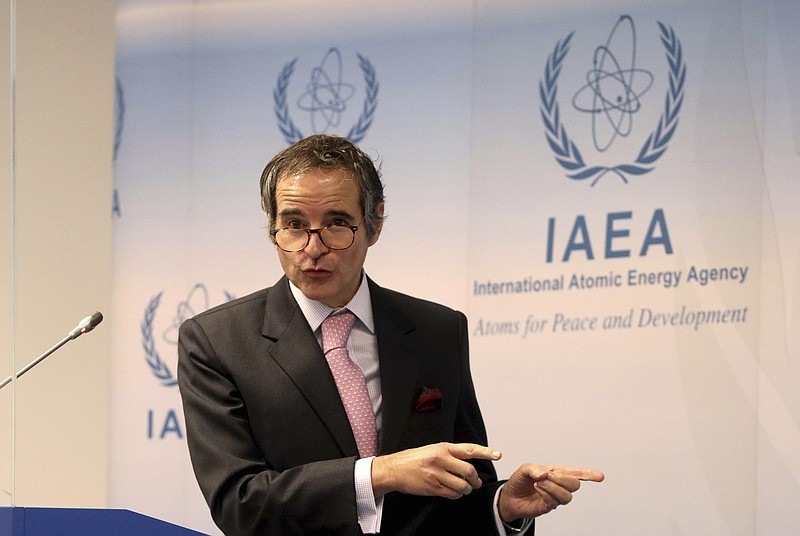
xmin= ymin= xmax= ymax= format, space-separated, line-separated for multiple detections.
xmin=296 ymin=48 xmax=356 ymax=134
xmin=572 ymin=15 xmax=654 ymax=152
xmin=161 ymin=283 xmax=209 ymax=345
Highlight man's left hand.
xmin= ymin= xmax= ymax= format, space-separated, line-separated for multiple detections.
xmin=498 ymin=464 xmax=605 ymax=523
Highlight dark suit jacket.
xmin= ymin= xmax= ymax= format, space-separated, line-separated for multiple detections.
xmin=178 ymin=276 xmax=508 ymax=535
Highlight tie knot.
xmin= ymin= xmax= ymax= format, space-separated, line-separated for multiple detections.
xmin=321 ymin=311 xmax=356 ymax=353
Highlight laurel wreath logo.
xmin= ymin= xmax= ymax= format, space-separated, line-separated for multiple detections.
xmin=114 ymin=77 xmax=125 ymax=163
xmin=142 ymin=288 xmax=236 ymax=388
xmin=539 ymin=22 xmax=686 ymax=185
xmin=142 ymin=292 xmax=178 ymax=388
xmin=274 ymin=53 xmax=379 ymax=145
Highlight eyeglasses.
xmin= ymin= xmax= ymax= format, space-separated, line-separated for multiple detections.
xmin=271 ymin=222 xmax=361 ymax=252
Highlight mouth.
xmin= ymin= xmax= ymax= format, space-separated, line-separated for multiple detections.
xmin=302 ymin=267 xmax=333 ymax=279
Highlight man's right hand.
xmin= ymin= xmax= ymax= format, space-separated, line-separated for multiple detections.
xmin=371 ymin=443 xmax=502 ymax=499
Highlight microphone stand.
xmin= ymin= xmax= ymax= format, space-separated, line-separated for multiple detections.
xmin=0 ymin=334 xmax=73 ymax=390
xmin=0 ymin=311 xmax=103 ymax=390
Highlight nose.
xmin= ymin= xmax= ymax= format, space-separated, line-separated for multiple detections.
xmin=303 ymin=230 xmax=329 ymax=259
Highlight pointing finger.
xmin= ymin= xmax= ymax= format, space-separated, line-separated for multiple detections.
xmin=448 ymin=443 xmax=503 ymax=462
xmin=550 ymin=466 xmax=605 ymax=482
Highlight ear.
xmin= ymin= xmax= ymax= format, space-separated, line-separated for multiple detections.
xmin=368 ymin=203 xmax=385 ymax=246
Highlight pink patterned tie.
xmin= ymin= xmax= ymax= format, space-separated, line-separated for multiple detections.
xmin=321 ymin=311 xmax=378 ymax=458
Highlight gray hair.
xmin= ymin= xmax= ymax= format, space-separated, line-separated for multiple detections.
xmin=260 ymin=135 xmax=385 ymax=240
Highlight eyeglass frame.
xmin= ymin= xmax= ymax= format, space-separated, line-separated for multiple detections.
xmin=270 ymin=219 xmax=363 ymax=252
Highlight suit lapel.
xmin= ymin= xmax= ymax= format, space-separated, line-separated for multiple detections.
xmin=261 ymin=277 xmax=359 ymax=457
xmin=369 ymin=280 xmax=420 ymax=455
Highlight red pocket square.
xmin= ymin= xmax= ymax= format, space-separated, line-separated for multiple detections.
xmin=414 ymin=387 xmax=443 ymax=412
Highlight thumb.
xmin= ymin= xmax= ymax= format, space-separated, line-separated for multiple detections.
xmin=511 ymin=464 xmax=551 ymax=485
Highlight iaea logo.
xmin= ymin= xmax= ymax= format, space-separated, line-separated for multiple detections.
xmin=539 ymin=16 xmax=686 ymax=186
xmin=274 ymin=47 xmax=379 ymax=145
xmin=142 ymin=283 xmax=234 ymax=387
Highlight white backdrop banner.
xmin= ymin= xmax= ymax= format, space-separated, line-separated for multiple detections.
xmin=111 ymin=1 xmax=799 ymax=535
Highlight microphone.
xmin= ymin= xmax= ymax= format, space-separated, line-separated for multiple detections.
xmin=0 ymin=311 xmax=104 ymax=390
xmin=68 ymin=311 xmax=104 ymax=340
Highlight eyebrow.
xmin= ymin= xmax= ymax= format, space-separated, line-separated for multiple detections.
xmin=277 ymin=209 xmax=357 ymax=221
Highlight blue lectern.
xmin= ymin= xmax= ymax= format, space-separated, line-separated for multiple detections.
xmin=0 ymin=507 xmax=208 ymax=535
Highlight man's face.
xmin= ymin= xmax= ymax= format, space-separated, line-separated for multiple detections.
xmin=274 ymin=167 xmax=382 ymax=308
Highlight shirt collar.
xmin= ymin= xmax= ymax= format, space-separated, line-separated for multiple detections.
xmin=289 ymin=272 xmax=375 ymax=334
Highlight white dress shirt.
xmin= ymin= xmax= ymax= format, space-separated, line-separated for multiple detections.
xmin=289 ymin=276 xmax=384 ymax=532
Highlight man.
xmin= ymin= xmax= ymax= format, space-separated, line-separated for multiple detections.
xmin=178 ymin=135 xmax=603 ymax=535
